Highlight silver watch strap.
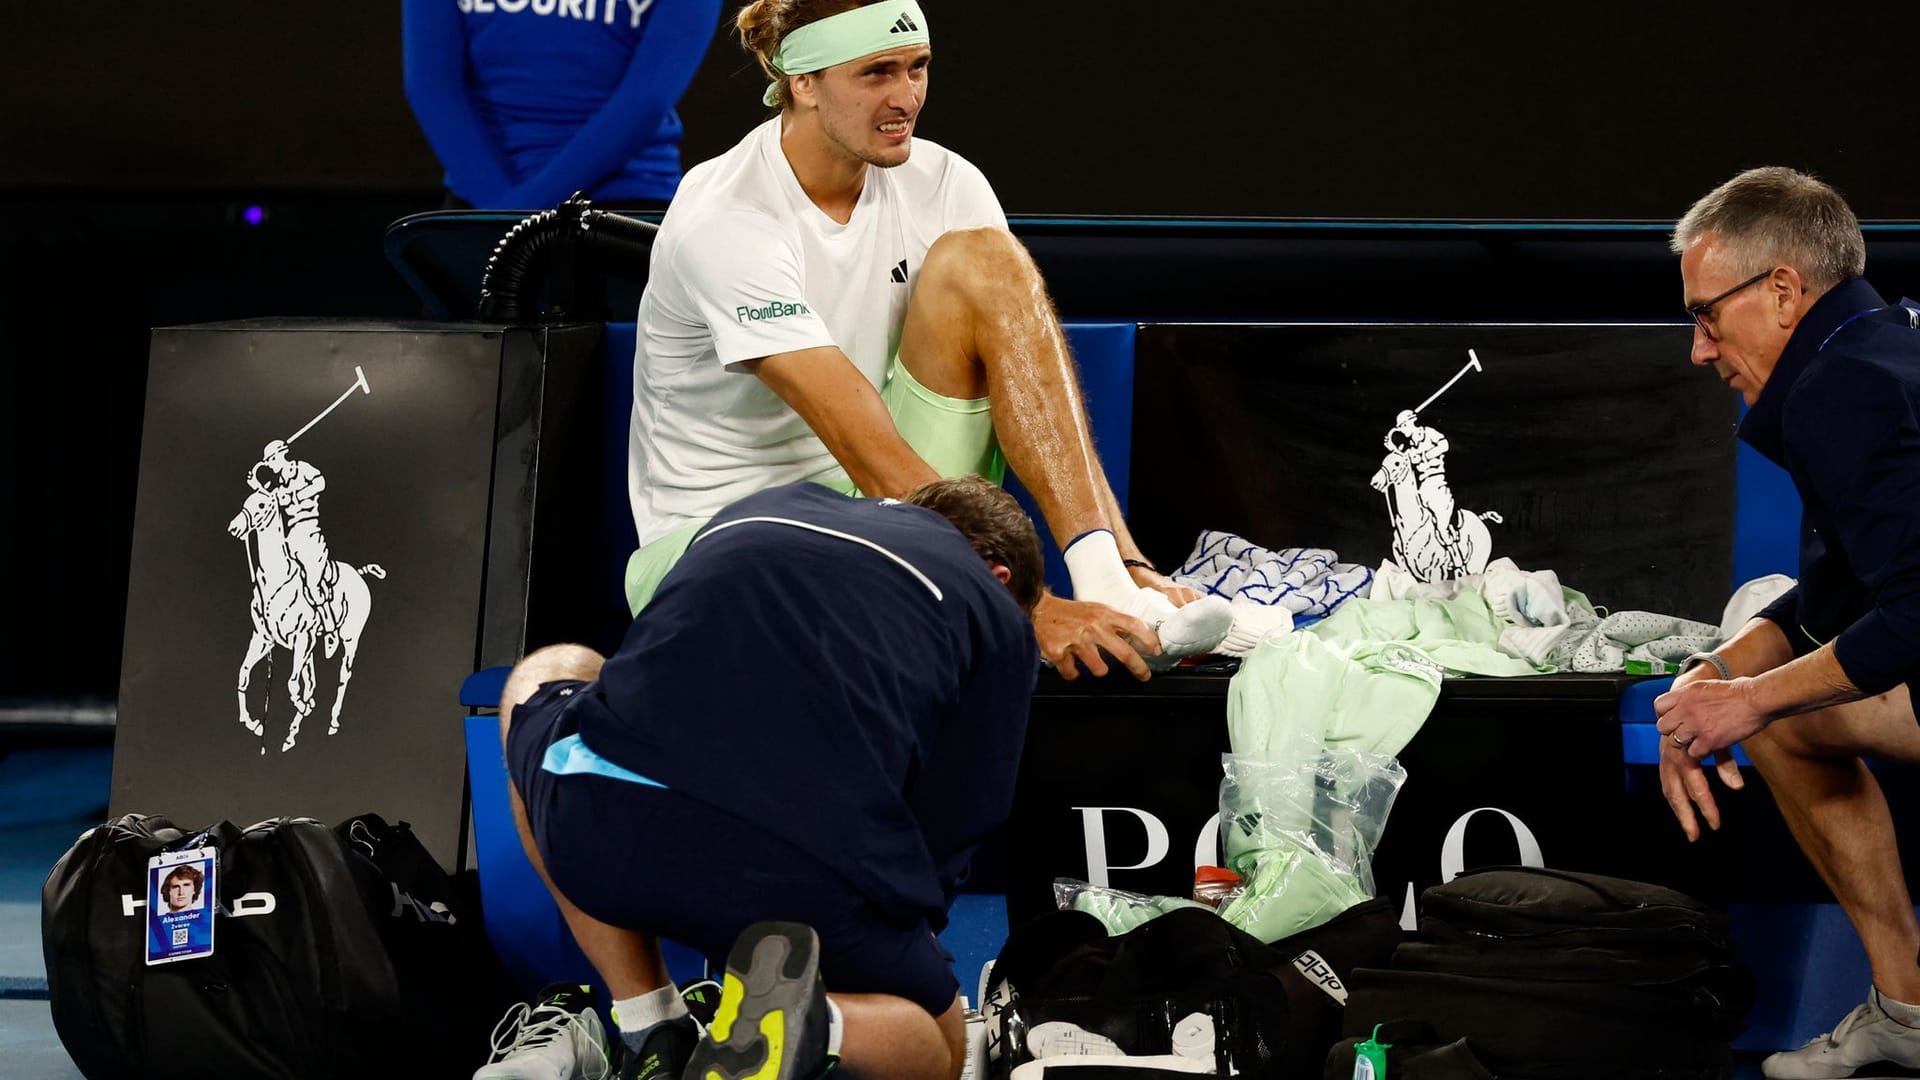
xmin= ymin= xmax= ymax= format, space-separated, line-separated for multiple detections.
xmin=1681 ymin=651 xmax=1732 ymax=680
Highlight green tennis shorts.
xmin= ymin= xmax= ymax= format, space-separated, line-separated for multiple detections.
xmin=881 ymin=355 xmax=1004 ymax=485
xmin=623 ymin=357 xmax=1004 ymax=615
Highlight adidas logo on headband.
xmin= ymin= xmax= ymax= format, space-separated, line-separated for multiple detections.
xmin=764 ymin=1 xmax=929 ymax=106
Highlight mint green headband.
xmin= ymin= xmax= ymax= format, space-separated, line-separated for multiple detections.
xmin=764 ymin=0 xmax=931 ymax=106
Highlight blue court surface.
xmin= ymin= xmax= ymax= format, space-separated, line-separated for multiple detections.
xmin=1 ymin=743 xmax=111 ymax=1080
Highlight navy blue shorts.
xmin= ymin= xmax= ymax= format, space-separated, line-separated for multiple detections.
xmin=505 ymin=680 xmax=960 ymax=1016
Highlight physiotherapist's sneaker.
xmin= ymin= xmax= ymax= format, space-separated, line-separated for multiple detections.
xmin=683 ymin=922 xmax=835 ymax=1080
xmin=616 ymin=1016 xmax=700 ymax=1080
xmin=678 ymin=978 xmax=723 ymax=1032
xmin=1762 ymin=988 xmax=1920 ymax=1078
xmin=1117 ymin=588 xmax=1233 ymax=671
xmin=475 ymin=982 xmax=612 ymax=1080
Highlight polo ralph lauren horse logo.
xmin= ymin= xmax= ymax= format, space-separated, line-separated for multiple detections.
xmin=225 ymin=366 xmax=387 ymax=754
xmin=1371 ymin=350 xmax=1503 ymax=581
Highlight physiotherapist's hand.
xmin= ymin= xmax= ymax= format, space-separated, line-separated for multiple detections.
xmin=1033 ymin=593 xmax=1160 ymax=682
xmin=1655 ymin=733 xmax=1745 ymax=842
xmin=1653 ymin=677 xmax=1755 ymax=841
xmin=1655 ymin=677 xmax=1771 ymax=761
xmin=1127 ymin=564 xmax=1202 ymax=607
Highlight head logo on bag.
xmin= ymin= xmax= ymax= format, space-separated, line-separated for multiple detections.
xmin=122 ymin=891 xmax=279 ymax=917
xmin=1292 ymin=949 xmax=1348 ymax=1004
xmin=50 ymin=814 xmax=521 ymax=1080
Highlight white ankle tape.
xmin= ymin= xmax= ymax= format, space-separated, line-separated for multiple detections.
xmin=1063 ymin=530 xmax=1135 ymax=608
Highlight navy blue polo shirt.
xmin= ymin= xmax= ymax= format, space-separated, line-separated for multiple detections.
xmin=566 ymin=483 xmax=1038 ymax=919
xmin=1743 ymin=277 xmax=1920 ymax=695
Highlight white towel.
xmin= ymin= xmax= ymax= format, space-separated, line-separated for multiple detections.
xmin=1176 ymin=531 xmax=1373 ymax=620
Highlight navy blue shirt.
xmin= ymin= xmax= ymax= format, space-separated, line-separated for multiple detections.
xmin=1743 ymin=277 xmax=1920 ymax=695
xmin=571 ymin=484 xmax=1038 ymax=920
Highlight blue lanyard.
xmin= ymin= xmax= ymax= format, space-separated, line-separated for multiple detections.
xmin=1819 ymin=302 xmax=1920 ymax=352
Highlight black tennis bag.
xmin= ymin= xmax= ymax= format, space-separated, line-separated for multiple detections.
xmin=42 ymin=812 xmax=515 ymax=1080
xmin=984 ymin=898 xmax=1402 ymax=1079
xmin=1338 ymin=867 xmax=1754 ymax=1080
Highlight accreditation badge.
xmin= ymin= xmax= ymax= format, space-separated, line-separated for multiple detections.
xmin=146 ymin=847 xmax=217 ymax=965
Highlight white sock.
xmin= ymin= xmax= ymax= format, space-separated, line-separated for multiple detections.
xmin=1216 ymin=603 xmax=1293 ymax=657
xmin=613 ymin=984 xmax=687 ymax=1049
xmin=1877 ymin=986 xmax=1920 ymax=1028
xmin=826 ymin=997 xmax=845 ymax=1057
xmin=1062 ymin=530 xmax=1137 ymax=609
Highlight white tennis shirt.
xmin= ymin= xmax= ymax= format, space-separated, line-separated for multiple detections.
xmin=628 ymin=117 xmax=1006 ymax=546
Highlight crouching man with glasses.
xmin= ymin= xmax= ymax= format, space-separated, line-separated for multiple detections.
xmin=1656 ymin=166 xmax=1920 ymax=1079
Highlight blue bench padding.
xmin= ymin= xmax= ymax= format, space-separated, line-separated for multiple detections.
xmin=1617 ymin=676 xmax=1674 ymax=724
xmin=602 ymin=325 xmax=644 ymax=611
xmin=460 ymin=665 xmax=511 ymax=708
xmin=1732 ymin=401 xmax=1801 ymax=589
xmin=1005 ymin=322 xmax=1138 ymax=597
xmin=1618 ymin=676 xmax=1753 ymax=766
xmin=462 ymin=710 xmax=706 ymax=993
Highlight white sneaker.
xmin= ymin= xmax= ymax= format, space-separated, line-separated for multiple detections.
xmin=475 ymin=983 xmax=612 ymax=1080
xmin=1026 ymin=1020 xmax=1126 ymax=1058
xmin=1762 ymin=988 xmax=1920 ymax=1079
xmin=1118 ymin=589 xmax=1234 ymax=670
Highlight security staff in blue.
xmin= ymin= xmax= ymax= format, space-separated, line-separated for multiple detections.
xmin=494 ymin=477 xmax=1039 ymax=1080
xmin=1656 ymin=166 xmax=1920 ymax=1079
xmin=402 ymin=0 xmax=721 ymax=210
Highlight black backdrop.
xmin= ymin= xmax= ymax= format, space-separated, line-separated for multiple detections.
xmin=111 ymin=324 xmax=505 ymax=864
xmin=1127 ymin=323 xmax=1736 ymax=621
xmin=7 ymin=1 xmax=1920 ymax=701
xmin=5 ymin=2 xmax=1920 ymax=219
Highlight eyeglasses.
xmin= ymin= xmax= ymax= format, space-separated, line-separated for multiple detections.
xmin=1686 ymin=269 xmax=1772 ymax=341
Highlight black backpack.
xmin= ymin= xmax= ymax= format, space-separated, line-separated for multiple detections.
xmin=1339 ymin=867 xmax=1754 ymax=1080
xmin=41 ymin=812 xmax=516 ymax=1080
xmin=984 ymin=898 xmax=1403 ymax=1079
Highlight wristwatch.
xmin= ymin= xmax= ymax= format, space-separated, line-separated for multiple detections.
xmin=1680 ymin=651 xmax=1732 ymax=681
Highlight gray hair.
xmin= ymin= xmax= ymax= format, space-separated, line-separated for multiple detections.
xmin=1670 ymin=166 xmax=1865 ymax=292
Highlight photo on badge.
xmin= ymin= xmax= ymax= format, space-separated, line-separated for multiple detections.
xmin=146 ymin=847 xmax=217 ymax=965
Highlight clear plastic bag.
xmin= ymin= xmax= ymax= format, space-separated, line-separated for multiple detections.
xmin=1215 ymin=741 xmax=1406 ymax=942
xmin=1191 ymin=866 xmax=1243 ymax=909
xmin=1051 ymin=877 xmax=1211 ymax=936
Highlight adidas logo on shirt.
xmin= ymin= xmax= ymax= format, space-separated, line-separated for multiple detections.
xmin=889 ymin=259 xmax=909 ymax=284
xmin=890 ymin=13 xmax=920 ymax=32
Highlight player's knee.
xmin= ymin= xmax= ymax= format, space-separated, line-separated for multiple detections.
xmin=922 ymin=226 xmax=1031 ymax=295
